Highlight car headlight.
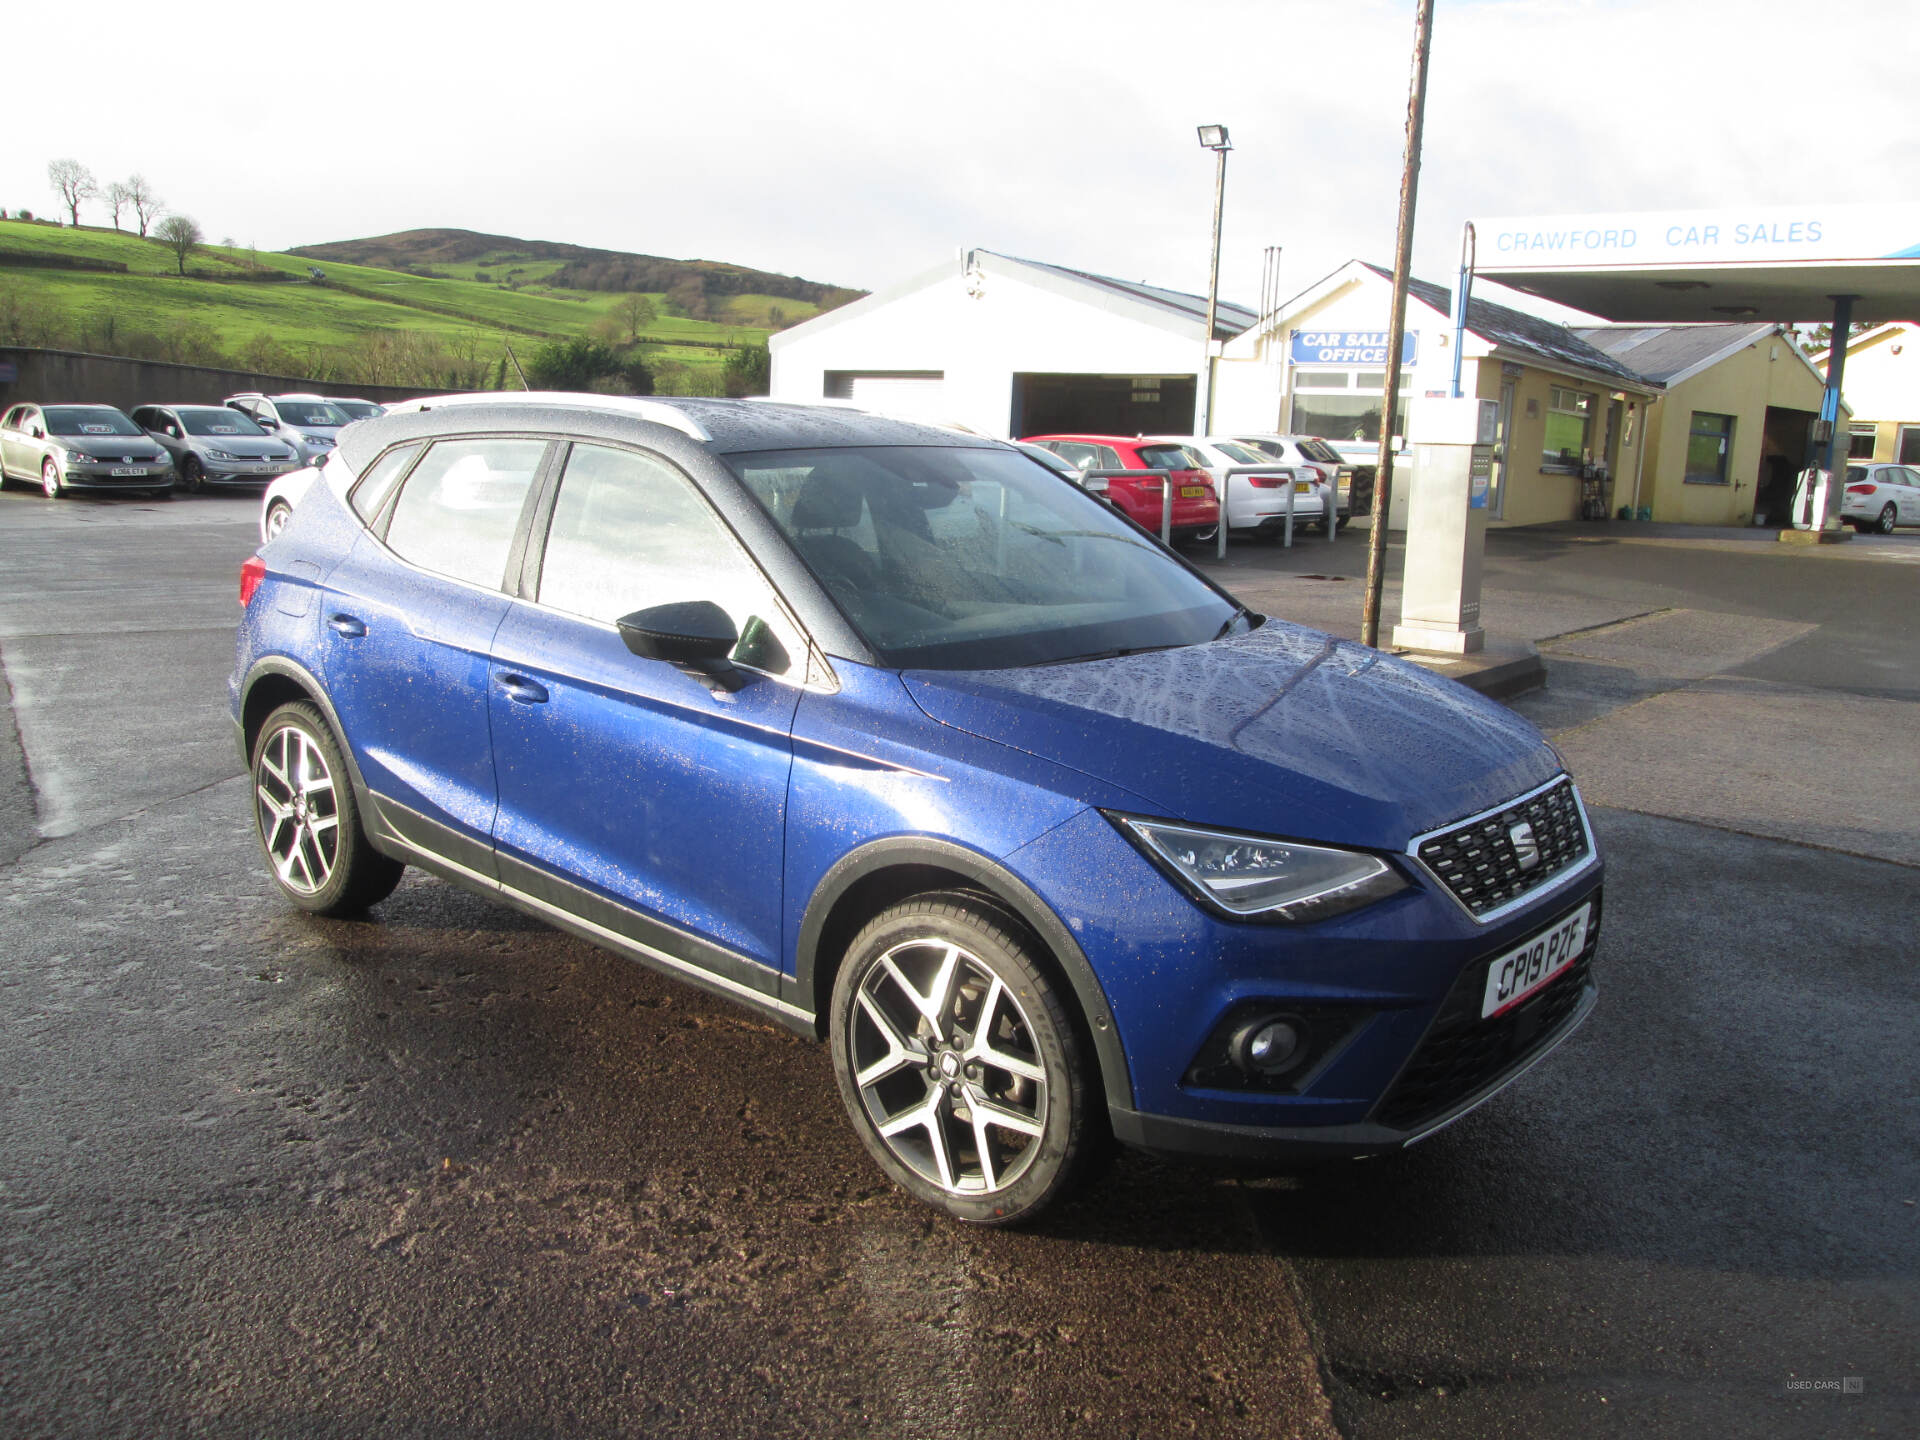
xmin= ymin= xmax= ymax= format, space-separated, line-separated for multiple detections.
xmin=205 ymin=448 xmax=239 ymax=461
xmin=1109 ymin=813 xmax=1408 ymax=923
xmin=305 ymin=435 xmax=334 ymax=448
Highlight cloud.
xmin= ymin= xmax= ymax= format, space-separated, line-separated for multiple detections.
xmin=3 ymin=0 xmax=1911 ymax=320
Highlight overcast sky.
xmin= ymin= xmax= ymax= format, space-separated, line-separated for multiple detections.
xmin=9 ymin=0 xmax=1915 ymax=321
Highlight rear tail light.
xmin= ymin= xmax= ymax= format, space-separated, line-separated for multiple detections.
xmin=239 ymin=555 xmax=267 ymax=608
xmin=1845 ymin=483 xmax=1876 ymax=495
xmin=1248 ymin=473 xmax=1286 ymax=488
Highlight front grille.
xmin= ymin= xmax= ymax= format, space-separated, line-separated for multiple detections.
xmin=1373 ymin=891 xmax=1600 ymax=1131
xmin=1415 ymin=776 xmax=1590 ymax=918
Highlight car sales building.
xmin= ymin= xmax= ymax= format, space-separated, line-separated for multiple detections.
xmin=1210 ymin=260 xmax=1660 ymax=527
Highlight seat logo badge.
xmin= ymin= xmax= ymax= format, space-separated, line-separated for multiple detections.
xmin=1509 ymin=821 xmax=1541 ymax=871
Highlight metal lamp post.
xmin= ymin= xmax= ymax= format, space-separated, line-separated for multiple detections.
xmin=1197 ymin=125 xmax=1232 ymax=436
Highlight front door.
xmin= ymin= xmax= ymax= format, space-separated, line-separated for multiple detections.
xmin=318 ymin=436 xmax=551 ymax=871
xmin=488 ymin=441 xmax=806 ymax=978
xmin=1487 ymin=379 xmax=1516 ymax=518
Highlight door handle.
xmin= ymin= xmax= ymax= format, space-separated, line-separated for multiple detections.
xmin=327 ymin=613 xmax=366 ymax=637
xmin=497 ymin=673 xmax=549 ymax=704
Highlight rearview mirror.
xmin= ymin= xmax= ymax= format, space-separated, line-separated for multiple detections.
xmin=616 ymin=601 xmax=746 ymax=692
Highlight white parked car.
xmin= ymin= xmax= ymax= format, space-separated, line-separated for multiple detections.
xmin=1840 ymin=462 xmax=1920 ymax=533
xmin=1143 ymin=435 xmax=1332 ymax=536
xmin=223 ymin=393 xmax=352 ymax=467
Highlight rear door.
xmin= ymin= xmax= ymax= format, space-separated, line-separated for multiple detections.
xmin=487 ymin=440 xmax=805 ymax=978
xmin=317 ymin=435 xmax=551 ymax=872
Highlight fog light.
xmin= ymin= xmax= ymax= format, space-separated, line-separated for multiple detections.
xmin=1234 ymin=1017 xmax=1302 ymax=1075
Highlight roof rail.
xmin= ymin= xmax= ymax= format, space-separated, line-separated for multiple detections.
xmin=382 ymin=391 xmax=711 ymax=442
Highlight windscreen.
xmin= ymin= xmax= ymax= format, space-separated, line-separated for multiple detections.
xmin=178 ymin=407 xmax=267 ymax=437
xmin=728 ymin=445 xmax=1242 ymax=670
xmin=331 ymin=401 xmax=383 ymax=419
xmin=1297 ymin=438 xmax=1345 ymax=465
xmin=275 ymin=401 xmax=348 ymax=427
xmin=46 ymin=407 xmax=140 ymax=437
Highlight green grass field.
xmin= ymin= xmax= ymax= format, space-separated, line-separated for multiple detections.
xmin=0 ymin=220 xmax=807 ymax=388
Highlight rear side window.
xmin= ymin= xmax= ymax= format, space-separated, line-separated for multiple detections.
xmin=536 ymin=443 xmax=798 ymax=674
xmin=384 ymin=438 xmax=547 ymax=589
xmin=349 ymin=443 xmax=422 ymax=522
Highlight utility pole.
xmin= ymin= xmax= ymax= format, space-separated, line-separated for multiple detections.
xmin=1361 ymin=0 xmax=1435 ymax=649
xmin=1197 ymin=126 xmax=1233 ymax=435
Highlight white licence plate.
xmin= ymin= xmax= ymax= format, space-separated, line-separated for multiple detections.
xmin=1481 ymin=902 xmax=1590 ymax=1018
xmin=111 ymin=467 xmax=147 ymax=476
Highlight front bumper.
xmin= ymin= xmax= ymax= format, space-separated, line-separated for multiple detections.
xmin=204 ymin=460 xmax=301 ymax=487
xmin=60 ymin=466 xmax=173 ymax=490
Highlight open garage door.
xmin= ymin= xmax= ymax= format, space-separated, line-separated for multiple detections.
xmin=823 ymin=371 xmax=947 ymax=421
xmin=1011 ymin=374 xmax=1196 ymax=439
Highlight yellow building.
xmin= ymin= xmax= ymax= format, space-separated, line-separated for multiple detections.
xmin=1818 ymin=322 xmax=1920 ymax=465
xmin=1576 ymin=324 xmax=1839 ymax=526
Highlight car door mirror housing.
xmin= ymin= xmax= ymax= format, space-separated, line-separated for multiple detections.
xmin=616 ymin=601 xmax=747 ymax=691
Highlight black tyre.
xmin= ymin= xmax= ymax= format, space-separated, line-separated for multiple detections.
xmin=263 ymin=498 xmax=293 ymax=541
xmin=180 ymin=455 xmax=205 ymax=494
xmin=250 ymin=700 xmax=403 ymax=916
xmin=830 ymin=892 xmax=1098 ymax=1225
xmin=42 ymin=458 xmax=65 ymax=499
xmin=1877 ymin=504 xmax=1897 ymax=535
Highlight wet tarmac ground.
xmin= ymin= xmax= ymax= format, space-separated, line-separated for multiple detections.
xmin=2 ymin=489 xmax=1914 ymax=1437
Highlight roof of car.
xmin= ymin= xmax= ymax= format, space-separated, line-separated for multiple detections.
xmin=335 ymin=394 xmax=1000 ymax=475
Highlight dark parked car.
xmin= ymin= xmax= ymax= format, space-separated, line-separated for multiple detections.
xmin=233 ymin=395 xmax=1603 ymax=1225
xmin=133 ymin=404 xmax=303 ymax=492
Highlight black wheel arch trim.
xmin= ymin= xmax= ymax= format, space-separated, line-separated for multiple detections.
xmin=795 ymin=835 xmax=1134 ymax=1112
xmin=237 ymin=656 xmax=386 ymax=850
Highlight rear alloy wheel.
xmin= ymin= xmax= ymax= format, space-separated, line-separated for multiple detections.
xmin=1877 ymin=503 xmax=1897 ymax=535
xmin=263 ymin=498 xmax=294 ymax=541
xmin=41 ymin=457 xmax=64 ymax=499
xmin=830 ymin=893 xmax=1097 ymax=1225
xmin=251 ymin=701 xmax=403 ymax=915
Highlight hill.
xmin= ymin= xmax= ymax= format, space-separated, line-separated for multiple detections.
xmin=290 ymin=228 xmax=865 ymax=318
xmin=0 ymin=220 xmax=858 ymax=393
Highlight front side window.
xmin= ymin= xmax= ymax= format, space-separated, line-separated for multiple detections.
xmin=1543 ymin=387 xmax=1595 ymax=466
xmin=729 ymin=445 xmax=1241 ymax=670
xmin=384 ymin=438 xmax=547 ymax=588
xmin=273 ymin=400 xmax=348 ymax=427
xmin=1684 ymin=412 xmax=1735 ymax=485
xmin=537 ymin=443 xmax=800 ymax=675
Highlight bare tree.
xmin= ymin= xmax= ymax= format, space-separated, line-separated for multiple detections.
xmin=155 ymin=215 xmax=204 ymax=276
xmin=126 ymin=174 xmax=163 ymax=237
xmin=104 ymin=181 xmax=132 ymax=230
xmin=47 ymin=159 xmax=97 ymax=227
xmin=616 ymin=292 xmax=657 ymax=343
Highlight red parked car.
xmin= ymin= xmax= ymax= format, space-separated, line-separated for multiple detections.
xmin=1020 ymin=434 xmax=1220 ymax=547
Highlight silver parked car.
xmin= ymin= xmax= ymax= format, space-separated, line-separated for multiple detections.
xmin=132 ymin=404 xmax=303 ymax=493
xmin=223 ymin=393 xmax=351 ymax=466
xmin=0 ymin=403 xmax=175 ymax=498
xmin=1840 ymin=462 xmax=1920 ymax=533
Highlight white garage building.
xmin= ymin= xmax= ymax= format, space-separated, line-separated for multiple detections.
xmin=768 ymin=249 xmax=1254 ymax=439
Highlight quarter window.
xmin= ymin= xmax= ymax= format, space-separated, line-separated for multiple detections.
xmin=1683 ymin=412 xmax=1735 ymax=485
xmin=1543 ymin=387 xmax=1595 ymax=467
xmin=384 ymin=438 xmax=547 ymax=588
xmin=537 ymin=443 xmax=799 ymax=675
xmin=349 ymin=443 xmax=422 ymax=522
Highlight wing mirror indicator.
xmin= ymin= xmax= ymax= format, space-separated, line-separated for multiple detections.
xmin=616 ymin=601 xmax=748 ymax=692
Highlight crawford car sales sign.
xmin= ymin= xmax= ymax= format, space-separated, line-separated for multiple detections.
xmin=1290 ymin=331 xmax=1419 ymax=366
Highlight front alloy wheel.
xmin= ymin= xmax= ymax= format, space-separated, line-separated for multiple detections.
xmin=41 ymin=458 xmax=64 ymax=499
xmin=830 ymin=893 xmax=1096 ymax=1224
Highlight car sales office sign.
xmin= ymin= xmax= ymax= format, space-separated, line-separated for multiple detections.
xmin=1290 ymin=331 xmax=1418 ymax=365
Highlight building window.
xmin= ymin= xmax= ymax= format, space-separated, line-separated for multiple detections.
xmin=1684 ymin=412 xmax=1735 ymax=485
xmin=1289 ymin=369 xmax=1409 ymax=447
xmin=1848 ymin=424 xmax=1878 ymax=460
xmin=1900 ymin=425 xmax=1920 ymax=465
xmin=1543 ymin=387 xmax=1594 ymax=467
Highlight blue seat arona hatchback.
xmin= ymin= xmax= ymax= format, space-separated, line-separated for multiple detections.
xmin=232 ymin=395 xmax=1602 ymax=1224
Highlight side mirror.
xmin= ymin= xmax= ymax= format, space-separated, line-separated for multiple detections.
xmin=31 ymin=427 xmax=44 ymax=440
xmin=258 ymin=416 xmax=278 ymax=428
xmin=616 ymin=601 xmax=746 ymax=692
